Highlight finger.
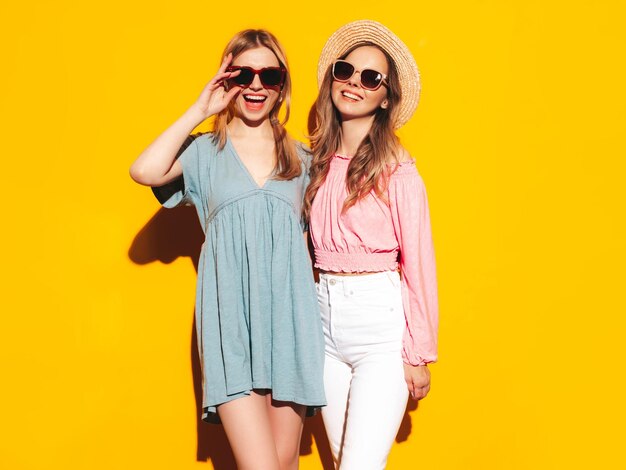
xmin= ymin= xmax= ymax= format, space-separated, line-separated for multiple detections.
xmin=415 ymin=377 xmax=431 ymax=389
xmin=199 ymin=79 xmax=223 ymax=97
xmin=415 ymin=371 xmax=431 ymax=389
xmin=206 ymin=70 xmax=237 ymax=89
xmin=206 ymin=76 xmax=233 ymax=92
xmin=209 ymin=70 xmax=242 ymax=92
xmin=224 ymin=86 xmax=242 ymax=103
xmin=406 ymin=380 xmax=417 ymax=400
xmin=415 ymin=384 xmax=430 ymax=400
xmin=216 ymin=52 xmax=233 ymax=75
xmin=214 ymin=69 xmax=241 ymax=81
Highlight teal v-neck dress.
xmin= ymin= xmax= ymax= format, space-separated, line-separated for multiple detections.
xmin=153 ymin=133 xmax=325 ymax=422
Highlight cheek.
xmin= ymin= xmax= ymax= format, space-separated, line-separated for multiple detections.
xmin=330 ymin=82 xmax=343 ymax=105
xmin=266 ymin=90 xmax=280 ymax=107
xmin=369 ymin=88 xmax=388 ymax=107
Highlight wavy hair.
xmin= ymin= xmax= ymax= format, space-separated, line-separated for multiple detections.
xmin=212 ymin=29 xmax=300 ymax=180
xmin=303 ymin=43 xmax=402 ymax=219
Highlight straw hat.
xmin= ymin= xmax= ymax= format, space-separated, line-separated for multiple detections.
xmin=317 ymin=20 xmax=420 ymax=129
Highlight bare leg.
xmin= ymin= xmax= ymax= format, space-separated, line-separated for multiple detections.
xmin=218 ymin=391 xmax=280 ymax=470
xmin=266 ymin=393 xmax=306 ymax=470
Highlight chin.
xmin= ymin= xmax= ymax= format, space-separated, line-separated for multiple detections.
xmin=333 ymin=95 xmax=374 ymax=121
xmin=235 ymin=107 xmax=267 ymax=125
xmin=236 ymin=98 xmax=277 ymax=124
xmin=335 ymin=105 xmax=377 ymax=124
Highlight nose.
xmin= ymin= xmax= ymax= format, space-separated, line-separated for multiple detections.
xmin=348 ymin=70 xmax=361 ymax=88
xmin=250 ymin=72 xmax=263 ymax=91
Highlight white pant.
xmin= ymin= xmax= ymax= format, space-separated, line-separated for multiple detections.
xmin=317 ymin=271 xmax=409 ymax=470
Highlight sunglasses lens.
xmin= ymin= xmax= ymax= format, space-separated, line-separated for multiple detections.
xmin=360 ymin=69 xmax=383 ymax=90
xmin=231 ymin=67 xmax=254 ymax=86
xmin=333 ymin=61 xmax=354 ymax=81
xmin=259 ymin=68 xmax=283 ymax=87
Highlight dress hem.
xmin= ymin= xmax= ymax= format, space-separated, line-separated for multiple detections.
xmin=201 ymin=388 xmax=326 ymax=424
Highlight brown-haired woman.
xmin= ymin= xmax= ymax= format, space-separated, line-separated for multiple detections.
xmin=130 ymin=29 xmax=325 ymax=470
xmin=304 ymin=21 xmax=439 ymax=469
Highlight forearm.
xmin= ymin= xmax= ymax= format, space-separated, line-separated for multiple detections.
xmin=399 ymin=228 xmax=439 ymax=365
xmin=401 ymin=318 xmax=438 ymax=366
xmin=389 ymin=170 xmax=439 ymax=366
xmin=129 ymin=105 xmax=205 ymax=186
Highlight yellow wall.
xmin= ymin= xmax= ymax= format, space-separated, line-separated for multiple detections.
xmin=2 ymin=1 xmax=625 ymax=469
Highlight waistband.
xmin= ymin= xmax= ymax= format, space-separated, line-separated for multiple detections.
xmin=318 ymin=270 xmax=401 ymax=288
xmin=314 ymin=250 xmax=399 ymax=273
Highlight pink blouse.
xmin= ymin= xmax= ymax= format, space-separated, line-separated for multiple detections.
xmin=310 ymin=154 xmax=438 ymax=366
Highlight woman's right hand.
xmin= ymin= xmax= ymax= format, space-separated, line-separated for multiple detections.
xmin=130 ymin=54 xmax=242 ymax=187
xmin=190 ymin=53 xmax=242 ymax=120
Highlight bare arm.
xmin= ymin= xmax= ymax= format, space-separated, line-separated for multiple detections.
xmin=129 ymin=54 xmax=241 ymax=187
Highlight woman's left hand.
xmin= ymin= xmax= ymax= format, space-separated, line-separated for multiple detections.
xmin=403 ymin=363 xmax=431 ymax=400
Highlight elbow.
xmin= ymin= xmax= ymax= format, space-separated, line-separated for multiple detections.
xmin=129 ymin=163 xmax=143 ymax=184
xmin=129 ymin=163 xmax=157 ymax=186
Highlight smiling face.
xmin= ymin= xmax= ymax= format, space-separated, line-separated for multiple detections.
xmin=230 ymin=46 xmax=282 ymax=125
xmin=331 ymin=45 xmax=390 ymax=124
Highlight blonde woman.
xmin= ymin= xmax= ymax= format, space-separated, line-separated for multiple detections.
xmin=304 ymin=20 xmax=439 ymax=469
xmin=130 ymin=30 xmax=324 ymax=470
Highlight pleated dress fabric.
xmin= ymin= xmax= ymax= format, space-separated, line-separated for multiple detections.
xmin=152 ymin=133 xmax=325 ymax=422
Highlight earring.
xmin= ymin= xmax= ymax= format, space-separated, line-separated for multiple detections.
xmin=381 ymin=100 xmax=388 ymax=109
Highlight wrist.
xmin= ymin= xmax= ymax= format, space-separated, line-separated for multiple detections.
xmin=403 ymin=359 xmax=430 ymax=367
xmin=185 ymin=103 xmax=209 ymax=125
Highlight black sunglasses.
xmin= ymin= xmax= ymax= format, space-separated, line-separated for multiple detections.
xmin=225 ymin=66 xmax=286 ymax=90
xmin=332 ymin=60 xmax=388 ymax=91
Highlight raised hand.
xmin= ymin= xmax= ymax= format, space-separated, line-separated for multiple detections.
xmin=130 ymin=54 xmax=243 ymax=186
xmin=191 ymin=53 xmax=242 ymax=119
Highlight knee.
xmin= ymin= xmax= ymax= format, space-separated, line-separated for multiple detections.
xmin=277 ymin=445 xmax=300 ymax=470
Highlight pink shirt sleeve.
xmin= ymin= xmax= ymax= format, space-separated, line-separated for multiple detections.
xmin=389 ymin=167 xmax=439 ymax=366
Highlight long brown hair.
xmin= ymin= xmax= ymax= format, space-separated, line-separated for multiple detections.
xmin=212 ymin=29 xmax=301 ymax=180
xmin=303 ymin=43 xmax=402 ymax=219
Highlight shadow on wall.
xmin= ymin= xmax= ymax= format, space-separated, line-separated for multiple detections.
xmin=128 ymin=179 xmax=419 ymax=470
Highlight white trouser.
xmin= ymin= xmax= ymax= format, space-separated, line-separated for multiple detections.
xmin=317 ymin=271 xmax=409 ymax=470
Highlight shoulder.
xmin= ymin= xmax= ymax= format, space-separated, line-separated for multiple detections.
xmin=185 ymin=132 xmax=224 ymax=162
xmin=388 ymin=146 xmax=421 ymax=179
xmin=396 ymin=146 xmax=413 ymax=164
xmin=295 ymin=140 xmax=312 ymax=158
xmin=294 ymin=140 xmax=313 ymax=168
xmin=192 ymin=132 xmax=218 ymax=150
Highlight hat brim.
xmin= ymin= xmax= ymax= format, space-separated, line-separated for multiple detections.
xmin=317 ymin=20 xmax=420 ymax=129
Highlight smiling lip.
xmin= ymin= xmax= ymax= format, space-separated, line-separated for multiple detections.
xmin=242 ymin=93 xmax=267 ymax=111
xmin=340 ymin=89 xmax=363 ymax=102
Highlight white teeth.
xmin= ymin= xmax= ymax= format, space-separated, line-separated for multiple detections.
xmin=342 ymin=91 xmax=361 ymax=101
xmin=244 ymin=95 xmax=266 ymax=102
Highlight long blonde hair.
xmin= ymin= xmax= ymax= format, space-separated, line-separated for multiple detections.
xmin=212 ymin=29 xmax=301 ymax=180
xmin=303 ymin=43 xmax=402 ymax=219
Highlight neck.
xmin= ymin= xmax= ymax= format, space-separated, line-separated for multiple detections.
xmin=227 ymin=117 xmax=274 ymax=139
xmin=337 ymin=114 xmax=375 ymax=156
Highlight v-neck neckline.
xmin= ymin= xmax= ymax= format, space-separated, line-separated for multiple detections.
xmin=226 ymin=134 xmax=273 ymax=190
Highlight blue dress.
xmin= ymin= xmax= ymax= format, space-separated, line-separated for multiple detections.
xmin=153 ymin=133 xmax=325 ymax=422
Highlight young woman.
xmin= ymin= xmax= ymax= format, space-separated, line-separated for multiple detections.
xmin=130 ymin=30 xmax=325 ymax=470
xmin=303 ymin=20 xmax=439 ymax=469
